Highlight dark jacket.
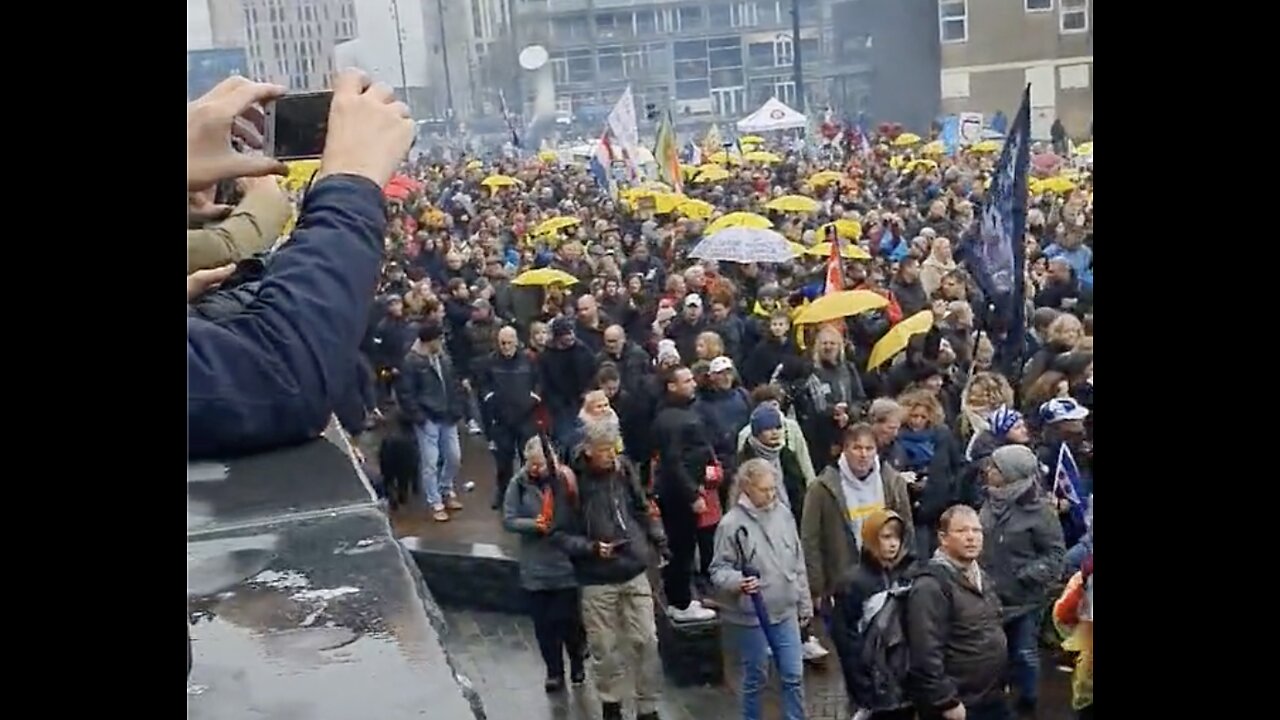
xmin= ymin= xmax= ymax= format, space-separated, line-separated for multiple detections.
xmin=708 ymin=314 xmax=746 ymax=358
xmin=652 ymin=395 xmax=717 ymax=508
xmin=502 ymin=468 xmax=579 ymax=591
xmin=740 ymin=336 xmax=796 ymax=389
xmin=665 ymin=316 xmax=707 ymax=366
xmin=540 ymin=341 xmax=599 ymax=419
xmin=906 ymin=559 xmax=1008 ymax=713
xmin=477 ymin=350 xmax=540 ymax=429
xmin=978 ymin=483 xmax=1066 ymax=618
xmin=188 ymin=175 xmax=384 ymax=459
xmin=596 ymin=342 xmax=653 ymax=395
xmin=695 ymin=386 xmax=752 ymax=464
xmin=463 ymin=316 xmax=501 ymax=370
xmin=371 ymin=315 xmax=417 ymax=369
xmin=395 ymin=350 xmax=467 ymax=425
xmin=550 ymin=453 xmax=668 ymax=586
xmin=832 ymin=548 xmax=918 ymax=713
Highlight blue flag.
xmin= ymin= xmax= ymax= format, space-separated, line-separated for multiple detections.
xmin=968 ymin=85 xmax=1031 ymax=371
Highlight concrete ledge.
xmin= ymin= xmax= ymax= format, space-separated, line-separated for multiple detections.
xmin=187 ymin=426 xmax=487 ymax=720
xmin=399 ymin=536 xmax=526 ymax=614
xmin=657 ymin=611 xmax=726 ymax=687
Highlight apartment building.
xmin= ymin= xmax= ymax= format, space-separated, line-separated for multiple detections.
xmin=345 ymin=0 xmax=477 ymax=118
xmin=513 ymin=0 xmax=855 ymax=125
xmin=195 ymin=0 xmax=358 ymax=91
xmin=937 ymin=0 xmax=1093 ymax=138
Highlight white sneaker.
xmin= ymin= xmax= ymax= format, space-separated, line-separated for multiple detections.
xmin=802 ymin=637 xmax=830 ymax=661
xmin=667 ymin=604 xmax=717 ymax=622
xmin=467 ymin=420 xmax=483 ymax=435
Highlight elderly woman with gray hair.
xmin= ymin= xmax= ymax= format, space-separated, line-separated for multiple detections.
xmin=710 ymin=459 xmax=814 ymax=720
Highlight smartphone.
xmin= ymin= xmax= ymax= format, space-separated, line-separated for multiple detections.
xmin=264 ymin=91 xmax=333 ymax=160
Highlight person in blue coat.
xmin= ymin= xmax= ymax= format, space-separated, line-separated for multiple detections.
xmin=187 ymin=71 xmax=414 ymax=459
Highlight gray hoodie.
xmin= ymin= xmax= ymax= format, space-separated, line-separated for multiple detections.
xmin=709 ymin=495 xmax=813 ymax=626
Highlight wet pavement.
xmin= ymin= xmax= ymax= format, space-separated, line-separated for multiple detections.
xmin=187 ymin=429 xmax=483 ymax=720
xmin=441 ymin=608 xmax=1076 ymax=720
xmin=381 ymin=431 xmax=1077 ymax=720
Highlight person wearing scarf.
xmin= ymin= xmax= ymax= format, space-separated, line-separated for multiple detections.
xmin=739 ymin=404 xmax=809 ymax=527
xmin=978 ymin=446 xmax=1066 ymax=719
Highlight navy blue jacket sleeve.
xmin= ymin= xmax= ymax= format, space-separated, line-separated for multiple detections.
xmin=187 ymin=175 xmax=386 ymax=459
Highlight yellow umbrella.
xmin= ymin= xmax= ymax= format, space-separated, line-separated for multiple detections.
xmin=867 ymin=310 xmax=934 ymax=370
xmin=465 ymin=159 xmax=484 ymax=170
xmin=888 ymin=155 xmax=905 ymax=170
xmin=694 ymin=167 xmax=732 ymax=184
xmin=739 ymin=135 xmax=765 ymax=144
xmin=533 ymin=216 xmax=581 ymax=236
xmin=680 ymin=164 xmax=701 ymax=179
xmin=744 ymin=150 xmax=782 ymax=164
xmin=804 ymin=241 xmax=871 ymax=260
xmin=765 ymin=195 xmax=820 ymax=213
xmin=537 ymin=150 xmax=559 ymax=163
xmin=971 ymin=140 xmax=1001 ymax=153
xmin=512 ymin=268 xmax=579 ymax=287
xmin=676 ymin=198 xmax=715 ymax=219
xmin=707 ymin=211 xmax=773 ymax=234
xmin=481 ymin=174 xmax=521 ymax=189
xmin=787 ymin=242 xmax=809 ymax=258
xmin=794 ymin=290 xmax=889 ymax=325
xmin=1040 ymin=176 xmax=1077 ymax=194
xmin=815 ymin=219 xmax=864 ymax=242
xmin=892 ymin=133 xmax=922 ymax=147
xmin=809 ymin=170 xmax=845 ymax=187
xmin=1073 ymin=142 xmax=1094 ymax=156
xmin=921 ymin=140 xmax=946 ymax=156
xmin=903 ymin=159 xmax=938 ymax=174
xmin=652 ymin=192 xmax=685 ymax=214
xmin=283 ymin=159 xmax=321 ymax=191
xmin=706 ymin=151 xmax=741 ymax=165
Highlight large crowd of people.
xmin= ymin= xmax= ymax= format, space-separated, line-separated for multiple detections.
xmin=186 ymin=73 xmax=1093 ymax=720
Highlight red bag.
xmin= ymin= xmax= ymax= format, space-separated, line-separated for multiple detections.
xmin=697 ymin=461 xmax=724 ymax=529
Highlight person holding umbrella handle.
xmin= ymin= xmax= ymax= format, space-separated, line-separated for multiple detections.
xmin=710 ymin=459 xmax=812 ymax=720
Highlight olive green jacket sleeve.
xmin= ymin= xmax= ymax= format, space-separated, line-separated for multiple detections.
xmin=186 ymin=182 xmax=293 ymax=274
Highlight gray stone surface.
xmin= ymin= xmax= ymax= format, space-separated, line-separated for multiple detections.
xmin=187 ymin=428 xmax=484 ymax=720
xmin=441 ymin=609 xmax=1077 ymax=720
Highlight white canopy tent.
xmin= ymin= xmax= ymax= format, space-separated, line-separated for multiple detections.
xmin=736 ymin=97 xmax=807 ymax=133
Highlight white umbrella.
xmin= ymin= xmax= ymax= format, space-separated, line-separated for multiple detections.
xmin=689 ymin=227 xmax=796 ymax=264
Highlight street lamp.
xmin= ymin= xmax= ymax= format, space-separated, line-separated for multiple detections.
xmin=389 ymin=0 xmax=413 ymax=115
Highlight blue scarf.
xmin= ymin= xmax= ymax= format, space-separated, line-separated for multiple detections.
xmin=897 ymin=428 xmax=937 ymax=471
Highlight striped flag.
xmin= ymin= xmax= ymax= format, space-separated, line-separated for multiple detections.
xmin=589 ymin=131 xmax=617 ymax=196
xmin=1053 ymin=443 xmax=1087 ymax=530
xmin=654 ymin=109 xmax=683 ymax=193
xmin=823 ymin=224 xmax=844 ymax=294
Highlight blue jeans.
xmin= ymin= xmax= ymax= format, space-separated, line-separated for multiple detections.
xmin=729 ymin=617 xmax=805 ymax=720
xmin=415 ymin=419 xmax=461 ymax=506
xmin=1064 ymin=541 xmax=1090 ymax=577
xmin=1003 ymin=610 xmax=1042 ymax=707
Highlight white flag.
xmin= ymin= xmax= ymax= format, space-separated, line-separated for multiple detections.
xmin=606 ymin=86 xmax=640 ymax=178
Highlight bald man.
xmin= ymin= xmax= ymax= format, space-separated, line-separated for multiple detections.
xmin=596 ymin=325 xmax=653 ymax=394
xmin=477 ymin=325 xmax=542 ymax=508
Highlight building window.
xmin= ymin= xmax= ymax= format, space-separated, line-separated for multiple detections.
xmin=938 ymin=0 xmax=967 ymax=44
xmin=678 ymin=7 xmax=703 ymax=30
xmin=1025 ymin=0 xmax=1052 ymax=11
xmin=730 ymin=2 xmax=758 ymax=28
xmin=1059 ymin=0 xmax=1088 ymax=33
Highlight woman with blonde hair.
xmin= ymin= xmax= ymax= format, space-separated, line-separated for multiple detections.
xmin=958 ymin=371 xmax=1016 ymax=448
xmin=695 ymin=330 xmax=726 ymax=363
xmin=896 ymin=389 xmax=968 ymax=558
xmin=710 ymin=459 xmax=812 ymax=720
xmin=918 ymin=236 xmax=957 ymax=298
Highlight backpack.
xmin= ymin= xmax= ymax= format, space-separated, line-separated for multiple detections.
xmin=857 ymin=584 xmax=913 ymax=711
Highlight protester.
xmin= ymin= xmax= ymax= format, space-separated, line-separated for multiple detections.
xmin=501 ymin=437 xmax=586 ymax=691
xmin=907 ymin=505 xmax=1010 ymax=720
xmin=830 ymin=509 xmax=916 ymax=720
xmin=479 ymin=325 xmax=541 ymax=508
xmin=550 ymin=420 xmax=669 ymax=720
xmin=395 ymin=322 xmax=467 ymax=521
xmin=709 ymin=458 xmax=812 ymax=720
xmin=978 ymin=445 xmax=1066 ymax=718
